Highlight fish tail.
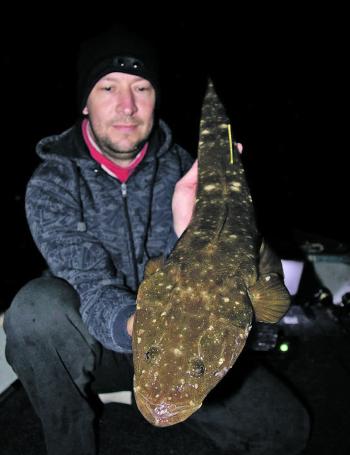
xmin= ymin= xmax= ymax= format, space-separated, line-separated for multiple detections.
xmin=183 ymin=80 xmax=230 ymax=241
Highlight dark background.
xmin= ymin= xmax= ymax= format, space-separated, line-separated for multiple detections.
xmin=1 ymin=8 xmax=349 ymax=454
xmin=1 ymin=8 xmax=347 ymax=304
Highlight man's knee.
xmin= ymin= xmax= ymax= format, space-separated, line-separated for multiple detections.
xmin=4 ymin=277 xmax=81 ymax=339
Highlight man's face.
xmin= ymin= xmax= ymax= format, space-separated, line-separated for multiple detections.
xmin=83 ymin=72 xmax=156 ymax=166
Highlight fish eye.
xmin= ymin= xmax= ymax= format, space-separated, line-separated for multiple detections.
xmin=145 ymin=346 xmax=160 ymax=362
xmin=190 ymin=358 xmax=205 ymax=378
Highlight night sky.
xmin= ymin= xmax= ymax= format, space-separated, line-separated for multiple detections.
xmin=2 ymin=9 xmax=347 ymax=304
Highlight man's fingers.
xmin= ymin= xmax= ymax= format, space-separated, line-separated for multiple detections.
xmin=177 ymin=160 xmax=198 ymax=186
xmin=236 ymin=142 xmax=243 ymax=154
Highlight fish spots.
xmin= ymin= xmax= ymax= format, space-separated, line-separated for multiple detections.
xmin=230 ymin=181 xmax=241 ymax=192
xmin=222 ymin=297 xmax=230 ymax=302
xmin=265 ymin=276 xmax=271 ymax=281
xmin=203 ymin=184 xmax=217 ymax=192
xmin=212 ymin=335 xmax=220 ymax=346
xmin=173 ymin=348 xmax=183 ymax=357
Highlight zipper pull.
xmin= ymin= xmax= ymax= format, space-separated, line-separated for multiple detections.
xmin=121 ymin=182 xmax=127 ymax=198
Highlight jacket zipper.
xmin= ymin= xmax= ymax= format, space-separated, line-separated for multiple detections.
xmin=121 ymin=182 xmax=140 ymax=288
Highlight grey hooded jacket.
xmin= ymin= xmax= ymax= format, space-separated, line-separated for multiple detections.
xmin=25 ymin=119 xmax=193 ymax=353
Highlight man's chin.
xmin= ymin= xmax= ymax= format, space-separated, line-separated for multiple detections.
xmin=102 ymin=141 xmax=140 ymax=160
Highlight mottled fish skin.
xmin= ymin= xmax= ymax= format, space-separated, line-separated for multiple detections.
xmin=132 ymin=80 xmax=290 ymax=427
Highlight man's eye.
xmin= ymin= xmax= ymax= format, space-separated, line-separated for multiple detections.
xmin=102 ymin=86 xmax=112 ymax=92
xmin=136 ymin=86 xmax=150 ymax=92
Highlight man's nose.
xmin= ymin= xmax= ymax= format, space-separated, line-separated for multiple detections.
xmin=117 ymin=88 xmax=137 ymax=116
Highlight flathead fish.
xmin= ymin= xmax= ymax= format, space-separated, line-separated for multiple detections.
xmin=132 ymin=80 xmax=290 ymax=427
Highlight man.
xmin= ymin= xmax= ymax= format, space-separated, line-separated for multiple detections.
xmin=4 ymin=24 xmax=196 ymax=455
xmin=4 ymin=24 xmax=310 ymax=455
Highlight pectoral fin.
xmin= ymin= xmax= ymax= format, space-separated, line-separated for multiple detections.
xmin=248 ymin=273 xmax=291 ymax=323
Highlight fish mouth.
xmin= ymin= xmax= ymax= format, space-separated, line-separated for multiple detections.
xmin=135 ymin=392 xmax=201 ymax=427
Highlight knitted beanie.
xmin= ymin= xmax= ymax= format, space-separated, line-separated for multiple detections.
xmin=77 ymin=24 xmax=160 ymax=111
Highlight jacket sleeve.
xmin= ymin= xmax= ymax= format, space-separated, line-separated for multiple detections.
xmin=25 ymin=162 xmax=135 ymax=353
xmin=176 ymin=143 xmax=195 ymax=175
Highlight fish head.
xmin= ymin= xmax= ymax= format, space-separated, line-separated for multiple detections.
xmin=133 ymin=334 xmax=207 ymax=427
xmin=133 ymin=268 xmax=253 ymax=427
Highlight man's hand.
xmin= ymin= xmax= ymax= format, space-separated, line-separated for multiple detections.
xmin=171 ymin=143 xmax=243 ymax=238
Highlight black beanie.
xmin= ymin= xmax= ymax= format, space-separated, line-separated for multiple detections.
xmin=77 ymin=24 xmax=160 ymax=112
